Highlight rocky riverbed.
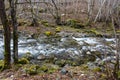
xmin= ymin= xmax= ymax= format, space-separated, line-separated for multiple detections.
xmin=0 ymin=31 xmax=117 ymax=67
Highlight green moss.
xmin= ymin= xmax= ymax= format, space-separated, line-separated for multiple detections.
xmin=14 ymin=64 xmax=22 ymax=70
xmin=37 ymin=64 xmax=59 ymax=74
xmin=0 ymin=60 xmax=4 ymax=71
xmin=44 ymin=31 xmax=53 ymax=36
xmin=85 ymin=29 xmax=102 ymax=36
xmin=39 ymin=8 xmax=47 ymax=13
xmin=81 ymin=64 xmax=89 ymax=70
xmin=22 ymin=52 xmax=33 ymax=60
xmin=18 ymin=19 xmax=28 ymax=26
xmin=64 ymin=60 xmax=78 ymax=66
xmin=99 ymin=73 xmax=107 ymax=80
xmin=55 ymin=60 xmax=66 ymax=67
xmin=93 ymin=67 xmax=101 ymax=72
xmin=18 ymin=58 xmax=29 ymax=64
xmin=38 ymin=65 xmax=48 ymax=72
xmin=66 ymin=19 xmax=85 ymax=28
xmin=55 ymin=26 xmax=61 ymax=32
xmin=36 ymin=27 xmax=41 ymax=32
xmin=116 ymin=30 xmax=120 ymax=33
xmin=41 ymin=20 xmax=49 ymax=27
xmin=66 ymin=19 xmax=77 ymax=27
xmin=25 ymin=65 xmax=39 ymax=75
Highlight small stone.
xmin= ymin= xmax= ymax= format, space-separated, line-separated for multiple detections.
xmin=10 ymin=75 xmax=14 ymax=78
xmin=60 ymin=68 xmax=68 ymax=75
xmin=86 ymin=51 xmax=91 ymax=55
xmin=80 ymin=74 xmax=85 ymax=76
xmin=37 ymin=54 xmax=46 ymax=60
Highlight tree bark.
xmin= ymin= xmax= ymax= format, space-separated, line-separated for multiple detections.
xmin=9 ymin=0 xmax=18 ymax=63
xmin=0 ymin=0 xmax=11 ymax=69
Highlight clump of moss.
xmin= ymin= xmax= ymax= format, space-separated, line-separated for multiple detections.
xmin=93 ymin=67 xmax=101 ymax=72
xmin=22 ymin=52 xmax=33 ymax=60
xmin=54 ymin=60 xmax=66 ymax=67
xmin=14 ymin=64 xmax=22 ymax=70
xmin=85 ymin=29 xmax=102 ymax=37
xmin=25 ymin=65 xmax=39 ymax=75
xmin=0 ymin=60 xmax=4 ymax=71
xmin=116 ymin=30 xmax=120 ymax=33
xmin=55 ymin=26 xmax=61 ymax=32
xmin=17 ymin=19 xmax=28 ymax=26
xmin=66 ymin=19 xmax=77 ymax=27
xmin=36 ymin=27 xmax=41 ymax=32
xmin=38 ymin=65 xmax=48 ymax=73
xmin=41 ymin=20 xmax=49 ymax=27
xmin=18 ymin=58 xmax=29 ymax=64
xmin=66 ymin=19 xmax=85 ymax=28
xmin=44 ymin=31 xmax=53 ymax=36
xmin=37 ymin=64 xmax=59 ymax=74
xmin=64 ymin=60 xmax=78 ymax=66
xmin=39 ymin=8 xmax=47 ymax=13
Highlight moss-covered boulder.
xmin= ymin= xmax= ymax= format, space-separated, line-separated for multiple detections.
xmin=66 ymin=19 xmax=85 ymax=28
xmin=55 ymin=26 xmax=61 ymax=33
xmin=24 ymin=65 xmax=39 ymax=75
xmin=18 ymin=58 xmax=29 ymax=64
xmin=37 ymin=64 xmax=59 ymax=74
xmin=44 ymin=31 xmax=53 ymax=37
xmin=22 ymin=52 xmax=34 ymax=60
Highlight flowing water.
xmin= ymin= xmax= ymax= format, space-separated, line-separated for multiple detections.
xmin=0 ymin=33 xmax=116 ymax=65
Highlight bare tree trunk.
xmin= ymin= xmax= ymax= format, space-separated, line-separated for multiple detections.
xmin=0 ymin=0 xmax=11 ymax=69
xmin=9 ymin=0 xmax=18 ymax=64
xmin=88 ymin=0 xmax=95 ymax=22
xmin=51 ymin=0 xmax=61 ymax=25
xmin=94 ymin=0 xmax=106 ymax=22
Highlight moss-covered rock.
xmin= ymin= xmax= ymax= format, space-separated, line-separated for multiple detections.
xmin=25 ymin=65 xmax=39 ymax=75
xmin=40 ymin=20 xmax=49 ymax=27
xmin=22 ymin=52 xmax=33 ymax=60
xmin=66 ymin=19 xmax=77 ymax=27
xmin=66 ymin=19 xmax=85 ymax=28
xmin=93 ymin=67 xmax=101 ymax=72
xmin=18 ymin=58 xmax=29 ymax=64
xmin=37 ymin=64 xmax=59 ymax=74
xmin=54 ymin=60 xmax=66 ymax=67
xmin=55 ymin=26 xmax=61 ymax=32
xmin=44 ymin=31 xmax=53 ymax=36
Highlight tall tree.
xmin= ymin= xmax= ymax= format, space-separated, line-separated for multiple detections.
xmin=0 ymin=0 xmax=11 ymax=69
xmin=9 ymin=0 xmax=18 ymax=63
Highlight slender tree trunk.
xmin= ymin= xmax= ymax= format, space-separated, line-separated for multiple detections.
xmin=9 ymin=0 xmax=18 ymax=63
xmin=51 ymin=0 xmax=61 ymax=25
xmin=0 ymin=0 xmax=11 ymax=69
